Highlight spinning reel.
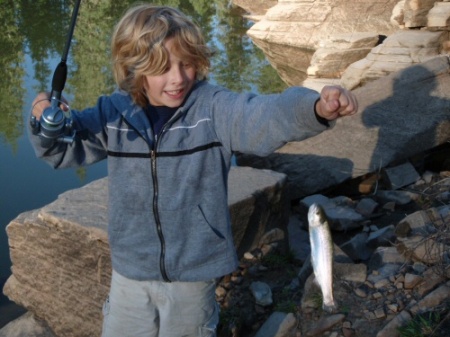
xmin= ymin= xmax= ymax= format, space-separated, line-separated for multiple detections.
xmin=30 ymin=0 xmax=81 ymax=148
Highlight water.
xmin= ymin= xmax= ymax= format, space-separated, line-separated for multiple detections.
xmin=0 ymin=0 xmax=286 ymax=328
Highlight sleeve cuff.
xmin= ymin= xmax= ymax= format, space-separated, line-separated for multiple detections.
xmin=313 ymin=98 xmax=329 ymax=126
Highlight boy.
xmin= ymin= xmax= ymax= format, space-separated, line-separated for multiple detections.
xmin=30 ymin=4 xmax=357 ymax=337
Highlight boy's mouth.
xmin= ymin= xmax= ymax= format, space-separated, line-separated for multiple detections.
xmin=166 ymin=89 xmax=184 ymax=97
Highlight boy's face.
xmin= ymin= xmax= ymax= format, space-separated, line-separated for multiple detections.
xmin=143 ymin=38 xmax=196 ymax=107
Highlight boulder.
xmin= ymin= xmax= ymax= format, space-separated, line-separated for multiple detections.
xmin=391 ymin=0 xmax=406 ymax=27
xmin=427 ymin=1 xmax=450 ymax=27
xmin=246 ymin=0 xmax=399 ymax=85
xmin=307 ymin=32 xmax=381 ymax=80
xmin=341 ymin=30 xmax=447 ymax=89
xmin=3 ymin=166 xmax=289 ymax=337
xmin=404 ymin=0 xmax=437 ymax=28
xmin=236 ymin=56 xmax=450 ymax=199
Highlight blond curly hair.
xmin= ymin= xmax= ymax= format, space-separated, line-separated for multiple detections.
xmin=111 ymin=4 xmax=212 ymax=107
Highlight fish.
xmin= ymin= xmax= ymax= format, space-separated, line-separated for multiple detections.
xmin=307 ymin=203 xmax=338 ymax=313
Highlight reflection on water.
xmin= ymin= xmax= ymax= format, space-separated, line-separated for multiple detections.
xmin=0 ymin=0 xmax=286 ymax=328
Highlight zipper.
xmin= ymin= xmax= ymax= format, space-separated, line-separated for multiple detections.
xmin=150 ymin=110 xmax=185 ymax=282
xmin=150 ymin=143 xmax=171 ymax=282
xmin=122 ymin=116 xmax=171 ymax=282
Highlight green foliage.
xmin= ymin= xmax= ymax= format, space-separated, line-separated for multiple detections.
xmin=0 ymin=0 xmax=25 ymax=148
xmin=274 ymin=286 xmax=299 ymax=314
xmin=1 ymin=0 xmax=287 ymax=147
xmin=310 ymin=291 xmax=324 ymax=310
xmin=397 ymin=311 xmax=441 ymax=337
xmin=19 ymin=0 xmax=73 ymax=91
xmin=218 ymin=306 xmax=242 ymax=334
xmin=262 ymin=250 xmax=297 ymax=268
xmin=340 ymin=303 xmax=351 ymax=315
xmin=67 ymin=0 xmax=127 ymax=108
xmin=275 ymin=300 xmax=298 ymax=314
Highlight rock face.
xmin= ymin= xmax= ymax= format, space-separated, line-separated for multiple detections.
xmin=3 ymin=179 xmax=111 ymax=337
xmin=237 ymin=56 xmax=450 ymax=199
xmin=306 ymin=32 xmax=382 ymax=80
xmin=341 ymin=29 xmax=448 ymax=89
xmin=239 ymin=0 xmax=450 ymax=90
xmin=244 ymin=0 xmax=399 ymax=86
xmin=232 ymin=0 xmax=450 ymax=199
xmin=3 ymin=167 xmax=289 ymax=337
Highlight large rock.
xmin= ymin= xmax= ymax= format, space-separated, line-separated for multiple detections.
xmin=404 ymin=0 xmax=437 ymax=28
xmin=236 ymin=56 xmax=450 ymax=199
xmin=3 ymin=166 xmax=289 ymax=337
xmin=427 ymin=1 xmax=450 ymax=27
xmin=341 ymin=30 xmax=447 ymax=89
xmin=246 ymin=0 xmax=399 ymax=85
xmin=307 ymin=32 xmax=381 ymax=80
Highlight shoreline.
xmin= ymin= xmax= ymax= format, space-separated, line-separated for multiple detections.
xmin=0 ymin=277 xmax=26 ymax=329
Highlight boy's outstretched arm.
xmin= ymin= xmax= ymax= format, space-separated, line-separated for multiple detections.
xmin=315 ymin=85 xmax=358 ymax=121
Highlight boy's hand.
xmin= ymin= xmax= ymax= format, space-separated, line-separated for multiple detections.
xmin=31 ymin=92 xmax=69 ymax=120
xmin=315 ymin=85 xmax=358 ymax=121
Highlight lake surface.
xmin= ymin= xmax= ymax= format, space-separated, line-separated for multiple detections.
xmin=0 ymin=0 xmax=286 ymax=327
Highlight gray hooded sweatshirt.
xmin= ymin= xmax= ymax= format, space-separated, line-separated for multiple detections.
xmin=30 ymin=81 xmax=330 ymax=282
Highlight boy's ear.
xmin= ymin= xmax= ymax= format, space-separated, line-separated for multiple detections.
xmin=141 ymin=77 xmax=149 ymax=91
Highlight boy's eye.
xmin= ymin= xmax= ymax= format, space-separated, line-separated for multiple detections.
xmin=183 ymin=62 xmax=192 ymax=68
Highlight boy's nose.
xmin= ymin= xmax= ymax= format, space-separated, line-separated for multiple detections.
xmin=169 ymin=65 xmax=185 ymax=84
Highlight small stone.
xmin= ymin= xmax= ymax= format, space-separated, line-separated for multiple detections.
xmin=354 ymin=288 xmax=367 ymax=298
xmin=374 ymin=308 xmax=386 ymax=319
xmin=260 ymin=244 xmax=273 ymax=256
xmin=244 ymin=252 xmax=256 ymax=260
xmin=365 ymin=280 xmax=374 ymax=288
xmin=395 ymin=274 xmax=405 ymax=284
xmin=374 ymin=278 xmax=390 ymax=289
xmin=342 ymin=327 xmax=356 ymax=337
xmin=249 ymin=281 xmax=273 ymax=306
xmin=364 ymin=311 xmax=377 ymax=320
xmin=231 ymin=275 xmax=243 ymax=284
xmin=215 ymin=286 xmax=227 ymax=298
xmin=422 ymin=171 xmax=434 ymax=184
xmin=387 ymin=303 xmax=399 ymax=313
xmin=383 ymin=201 xmax=396 ymax=212
xmin=343 ymin=321 xmax=352 ymax=328
xmin=370 ymin=224 xmax=379 ymax=231
xmin=373 ymin=292 xmax=383 ymax=299
xmin=404 ymin=273 xmax=423 ymax=289
xmin=355 ymin=198 xmax=379 ymax=216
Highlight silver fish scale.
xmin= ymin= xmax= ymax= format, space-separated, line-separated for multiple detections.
xmin=308 ymin=203 xmax=338 ymax=313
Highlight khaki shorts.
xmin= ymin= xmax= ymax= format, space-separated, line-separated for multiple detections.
xmin=101 ymin=270 xmax=219 ymax=337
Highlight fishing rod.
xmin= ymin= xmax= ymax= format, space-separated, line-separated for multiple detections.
xmin=31 ymin=0 xmax=82 ymax=147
